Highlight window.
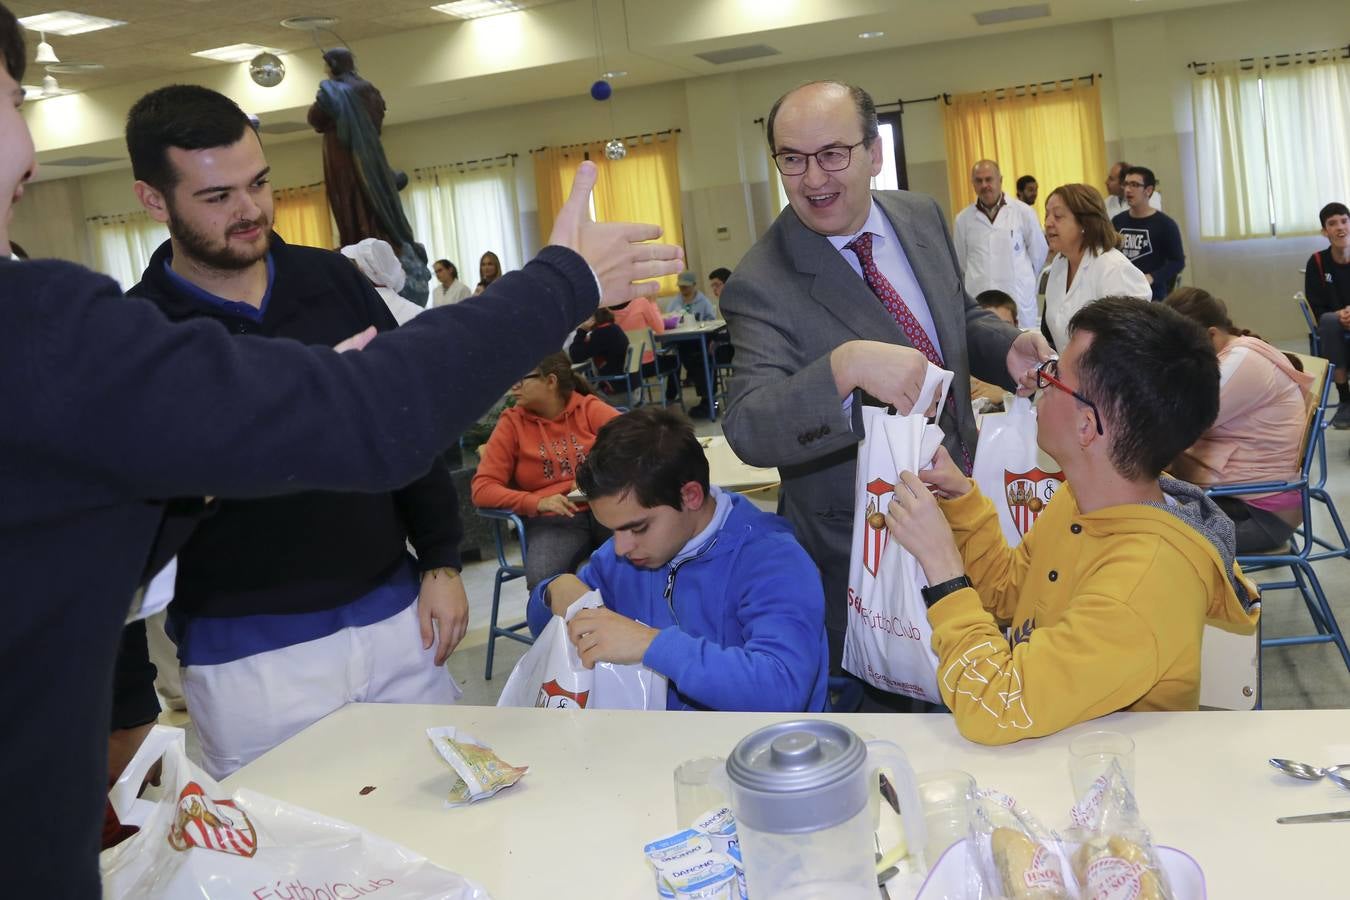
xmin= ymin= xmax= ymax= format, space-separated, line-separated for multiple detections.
xmin=1192 ymin=51 xmax=1350 ymax=239
xmin=88 ymin=212 xmax=169 ymax=289
xmin=405 ymin=156 xmax=523 ymax=278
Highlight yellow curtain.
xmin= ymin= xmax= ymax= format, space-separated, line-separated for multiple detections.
xmin=941 ymin=80 xmax=1107 ymax=221
xmin=533 ymin=134 xmax=685 ymax=295
xmin=272 ymin=183 xmax=336 ymax=249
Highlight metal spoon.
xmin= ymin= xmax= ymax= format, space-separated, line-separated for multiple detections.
xmin=1269 ymin=758 xmax=1350 ymax=788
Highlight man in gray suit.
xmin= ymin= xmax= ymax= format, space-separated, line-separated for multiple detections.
xmin=721 ymin=81 xmax=1050 ymax=704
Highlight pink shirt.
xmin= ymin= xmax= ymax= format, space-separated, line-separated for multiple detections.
xmin=613 ymin=297 xmax=665 ymax=364
xmin=1172 ymin=336 xmax=1313 ymax=503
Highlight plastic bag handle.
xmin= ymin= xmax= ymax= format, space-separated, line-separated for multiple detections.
xmin=914 ymin=364 xmax=955 ymax=423
xmin=108 ymin=725 xmax=184 ymax=826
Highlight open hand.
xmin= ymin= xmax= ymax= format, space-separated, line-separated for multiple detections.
xmin=536 ymin=493 xmax=579 ymax=517
xmin=885 ymin=470 xmax=965 ymax=586
xmin=547 ymin=161 xmax=685 ymax=307
xmin=418 ymin=568 xmax=469 ymax=666
xmin=1007 ymin=330 xmax=1053 ymax=396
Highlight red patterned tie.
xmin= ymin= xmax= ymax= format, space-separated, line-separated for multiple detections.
xmin=844 ymin=230 xmax=973 ymax=473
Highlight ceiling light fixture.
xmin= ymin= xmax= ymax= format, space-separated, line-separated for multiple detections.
xmin=192 ymin=43 xmax=284 ymax=64
xmin=601 ymin=70 xmax=627 ymax=79
xmin=18 ymin=11 xmax=124 ymax=36
xmin=280 ymin=16 xmax=340 ymax=30
xmin=34 ymin=32 xmax=59 ymax=64
xmin=431 ymin=0 xmax=561 ymax=20
xmin=858 ymin=31 xmax=885 ymax=39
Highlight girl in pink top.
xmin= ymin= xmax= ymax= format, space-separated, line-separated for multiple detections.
xmin=611 ymin=296 xmax=679 ymax=400
xmin=1166 ymin=288 xmax=1314 ymax=552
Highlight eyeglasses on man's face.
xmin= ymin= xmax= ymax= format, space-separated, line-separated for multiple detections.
xmin=1123 ymin=179 xmax=1147 ymax=190
xmin=1036 ymin=358 xmax=1104 ymax=435
xmin=772 ymin=140 xmax=868 ymax=176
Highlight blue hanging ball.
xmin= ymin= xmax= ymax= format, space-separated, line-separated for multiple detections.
xmin=590 ymin=79 xmax=612 ymax=101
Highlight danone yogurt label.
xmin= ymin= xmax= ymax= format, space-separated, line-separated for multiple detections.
xmin=644 ymin=830 xmax=714 ymax=868
xmin=662 ymin=852 xmax=738 ymax=900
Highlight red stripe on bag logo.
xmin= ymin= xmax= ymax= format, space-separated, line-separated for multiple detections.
xmin=1003 ymin=469 xmax=1064 ymax=537
xmin=166 ymin=782 xmax=258 ymax=858
xmin=863 ymin=477 xmax=894 ymax=578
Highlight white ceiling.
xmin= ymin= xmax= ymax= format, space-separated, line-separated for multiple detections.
xmin=17 ymin=0 xmax=1244 ymax=177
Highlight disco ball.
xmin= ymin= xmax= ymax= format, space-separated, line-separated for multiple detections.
xmin=249 ymin=53 xmax=286 ymax=88
xmin=605 ymin=138 xmax=627 ymax=160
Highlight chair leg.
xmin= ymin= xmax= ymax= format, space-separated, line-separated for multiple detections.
xmin=484 ymin=571 xmax=505 ymax=681
xmin=1288 ymin=565 xmax=1327 ymax=634
xmin=1302 ymin=562 xmax=1350 ymax=674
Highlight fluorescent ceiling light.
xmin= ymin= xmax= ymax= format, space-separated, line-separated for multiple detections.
xmin=602 ymin=70 xmax=627 ymax=79
xmin=431 ymin=0 xmax=559 ymax=20
xmin=858 ymin=31 xmax=885 ymax=39
xmin=192 ymin=43 xmax=283 ymax=63
xmin=18 ymin=11 xmax=124 ymax=35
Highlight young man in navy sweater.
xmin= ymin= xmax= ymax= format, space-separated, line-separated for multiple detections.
xmin=1112 ymin=165 xmax=1185 ymax=300
xmin=0 ymin=6 xmax=683 ymax=893
xmin=120 ymin=85 xmax=469 ymax=779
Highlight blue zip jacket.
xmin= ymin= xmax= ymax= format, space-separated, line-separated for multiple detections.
xmin=527 ymin=491 xmax=829 ymax=711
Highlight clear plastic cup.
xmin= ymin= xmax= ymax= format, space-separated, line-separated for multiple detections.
xmin=1068 ymin=730 xmax=1135 ymax=801
xmin=673 ymin=756 xmax=727 ymax=829
xmin=916 ymin=769 xmax=976 ymax=870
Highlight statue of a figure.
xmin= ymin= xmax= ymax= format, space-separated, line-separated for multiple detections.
xmin=307 ymin=48 xmax=430 ymax=306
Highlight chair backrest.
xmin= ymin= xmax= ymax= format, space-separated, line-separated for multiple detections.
xmin=1199 ymin=622 xmax=1259 ymax=710
xmin=1291 ymin=353 xmax=1329 ymax=472
xmin=1294 ymin=291 xmax=1316 ymax=333
xmin=624 ymin=329 xmax=654 ymax=371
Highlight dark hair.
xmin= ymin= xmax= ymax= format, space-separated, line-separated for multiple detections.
xmin=1068 ymin=296 xmax=1219 ymax=480
xmin=976 ymin=289 xmax=1018 ymax=323
xmin=1164 ymin=287 xmax=1302 ymax=371
xmin=577 ymin=407 xmax=710 ymax=510
xmin=1113 ymin=160 xmax=1131 ymax=175
xmin=1320 ymin=202 xmax=1350 ymax=227
xmin=766 ymin=81 xmax=878 ymax=152
xmin=708 ymin=267 xmax=732 ymax=283
xmin=1048 ymin=184 xmax=1120 ymax=255
xmin=1 ymin=3 xmax=24 ymax=83
xmin=1016 ymin=175 xmax=1037 ymax=192
xmin=323 ymin=48 xmax=357 ymax=78
xmin=435 ymin=259 xmax=457 ymax=278
xmin=593 ymin=307 xmax=615 ymax=325
xmin=536 ymin=351 xmax=593 ymax=399
xmin=126 ymin=85 xmax=253 ymax=192
xmin=1123 ymin=166 xmax=1157 ymax=189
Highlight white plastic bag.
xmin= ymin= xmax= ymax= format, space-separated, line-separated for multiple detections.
xmin=970 ymin=396 xmax=1064 ymax=546
xmin=842 ymin=364 xmax=953 ymax=703
xmin=100 ymin=726 xmax=489 ymax=899
xmin=496 ymin=590 xmax=669 ymax=709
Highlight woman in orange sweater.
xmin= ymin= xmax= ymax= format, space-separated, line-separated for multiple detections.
xmin=472 ymin=352 xmax=622 ymax=587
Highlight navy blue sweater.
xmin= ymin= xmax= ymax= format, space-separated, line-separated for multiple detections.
xmin=0 ymin=246 xmax=595 ymax=897
xmin=1112 ymin=209 xmax=1185 ymax=300
xmin=127 ymin=236 xmax=461 ymax=643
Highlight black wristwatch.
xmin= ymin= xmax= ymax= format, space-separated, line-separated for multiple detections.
xmin=921 ymin=575 xmax=972 ymax=608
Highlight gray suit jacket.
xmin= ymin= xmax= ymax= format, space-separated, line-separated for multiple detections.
xmin=721 ymin=191 xmax=1020 ymax=632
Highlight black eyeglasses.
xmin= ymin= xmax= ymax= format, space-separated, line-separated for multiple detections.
xmin=1036 ymin=358 xmax=1104 ymax=435
xmin=1122 ymin=180 xmax=1147 ymax=189
xmin=772 ymin=140 xmax=867 ymax=176
xmin=516 ymin=371 xmax=543 ymax=384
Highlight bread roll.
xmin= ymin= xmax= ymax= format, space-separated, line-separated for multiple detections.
xmin=990 ymin=826 xmax=1069 ymax=899
xmin=1073 ymin=835 xmax=1169 ymax=900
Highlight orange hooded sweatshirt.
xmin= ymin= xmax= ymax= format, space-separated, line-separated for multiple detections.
xmin=470 ymin=391 xmax=620 ymax=516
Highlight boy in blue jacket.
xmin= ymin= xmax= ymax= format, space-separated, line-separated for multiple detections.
xmin=526 ymin=408 xmax=829 ymax=711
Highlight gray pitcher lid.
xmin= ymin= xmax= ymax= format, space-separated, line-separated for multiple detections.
xmin=725 ymin=720 xmax=867 ymax=833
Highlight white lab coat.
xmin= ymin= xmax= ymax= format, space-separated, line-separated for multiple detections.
xmin=952 ymin=195 xmax=1049 ymax=330
xmin=1043 ymin=248 xmax=1152 ymax=350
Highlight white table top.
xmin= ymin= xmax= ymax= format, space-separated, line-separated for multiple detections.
xmin=223 ymin=704 xmax=1350 ymax=899
xmin=702 ymin=435 xmax=778 ymax=493
xmin=658 ymin=319 xmax=727 ymax=337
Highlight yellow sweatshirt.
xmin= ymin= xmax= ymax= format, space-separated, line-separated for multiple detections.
xmin=929 ymin=481 xmax=1259 ymax=745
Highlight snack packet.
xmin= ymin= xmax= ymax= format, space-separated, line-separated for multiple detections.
xmin=969 ymin=789 xmax=1073 ymax=899
xmin=1068 ymin=763 xmax=1172 ymax=900
xmin=426 ymin=726 xmax=528 ymax=807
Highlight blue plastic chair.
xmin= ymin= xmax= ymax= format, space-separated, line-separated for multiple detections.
xmin=1205 ymin=356 xmax=1350 ymax=676
xmin=475 ymin=508 xmax=534 ymax=680
xmin=1295 ymin=292 xmax=1320 ymax=357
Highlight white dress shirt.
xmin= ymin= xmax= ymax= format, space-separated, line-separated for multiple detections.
xmin=1043 ymin=248 xmax=1152 ymax=349
xmin=1106 ymin=190 xmax=1163 ymax=220
xmin=828 ymin=201 xmax=945 ymax=361
xmin=952 ymin=194 xmax=1049 ymax=330
xmin=431 ymin=280 xmax=473 ymax=307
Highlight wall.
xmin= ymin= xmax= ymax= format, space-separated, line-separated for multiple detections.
xmin=12 ymin=0 xmax=1333 ymax=339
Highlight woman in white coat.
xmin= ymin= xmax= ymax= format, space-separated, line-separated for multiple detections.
xmin=1042 ymin=183 xmax=1151 ymax=350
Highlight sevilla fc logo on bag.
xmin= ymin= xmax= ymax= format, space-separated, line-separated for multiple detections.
xmin=537 ymin=679 xmax=590 ymax=708
xmin=862 ymin=477 xmax=894 ymax=578
xmin=1004 ymin=469 xmax=1063 ymax=536
xmin=166 ymin=782 xmax=257 ymax=857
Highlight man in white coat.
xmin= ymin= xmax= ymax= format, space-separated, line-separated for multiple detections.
xmin=952 ymin=160 xmax=1048 ymax=330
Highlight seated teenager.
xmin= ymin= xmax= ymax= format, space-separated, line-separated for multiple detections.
xmin=569 ymin=308 xmax=631 ymax=393
xmin=1165 ymin=287 xmax=1313 ymax=553
xmin=1304 ymin=202 xmax=1350 ymax=427
xmin=970 ymin=290 xmax=1018 ymax=406
xmin=471 ymin=353 xmax=620 ymax=588
xmin=884 ymin=296 xmax=1259 ymax=745
xmin=526 ymin=407 xmax=830 ymax=712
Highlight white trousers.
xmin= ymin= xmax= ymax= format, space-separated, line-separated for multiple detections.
xmin=182 ymin=601 xmax=462 ymax=779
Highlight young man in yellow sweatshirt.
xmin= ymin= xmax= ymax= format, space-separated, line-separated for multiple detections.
xmin=886 ymin=296 xmax=1260 ymax=745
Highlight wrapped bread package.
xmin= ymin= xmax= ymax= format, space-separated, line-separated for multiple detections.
xmin=1068 ymin=762 xmax=1172 ymax=900
xmin=969 ymin=790 xmax=1072 ymax=899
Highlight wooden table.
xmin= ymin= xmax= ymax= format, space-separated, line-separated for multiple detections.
xmin=224 ymin=704 xmax=1350 ymax=898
